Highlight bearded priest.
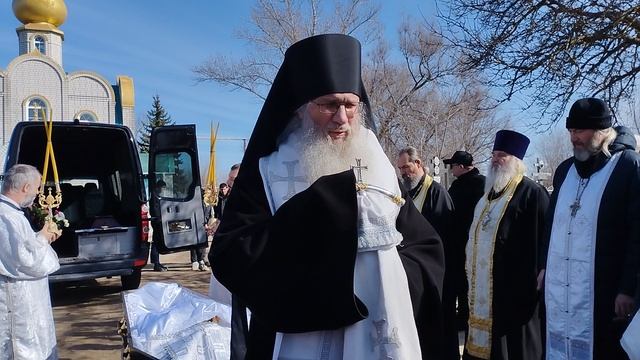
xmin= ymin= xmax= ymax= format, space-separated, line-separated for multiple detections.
xmin=209 ymin=34 xmax=445 ymax=359
xmin=463 ymin=130 xmax=549 ymax=360
xmin=541 ymin=98 xmax=640 ymax=359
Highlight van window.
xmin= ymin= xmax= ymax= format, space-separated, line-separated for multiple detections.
xmin=154 ymin=151 xmax=194 ymax=200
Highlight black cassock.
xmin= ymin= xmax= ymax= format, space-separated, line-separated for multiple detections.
xmin=448 ymin=168 xmax=486 ymax=334
xmin=211 ymin=166 xmax=446 ymax=359
xmin=542 ymin=149 xmax=640 ymax=359
xmin=408 ymin=177 xmax=460 ymax=360
xmin=465 ymin=177 xmax=549 ymax=360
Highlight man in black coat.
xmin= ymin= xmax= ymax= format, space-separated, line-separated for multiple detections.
xmin=396 ymin=146 xmax=458 ymax=359
xmin=443 ymin=151 xmax=485 ymax=335
xmin=210 ymin=34 xmax=445 ymax=359
xmin=540 ymin=98 xmax=640 ymax=359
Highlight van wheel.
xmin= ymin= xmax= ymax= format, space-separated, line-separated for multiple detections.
xmin=121 ymin=269 xmax=142 ymax=290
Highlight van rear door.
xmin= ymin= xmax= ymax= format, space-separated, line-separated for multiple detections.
xmin=148 ymin=125 xmax=207 ymax=253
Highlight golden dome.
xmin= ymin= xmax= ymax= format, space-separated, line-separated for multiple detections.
xmin=12 ymin=0 xmax=67 ymax=27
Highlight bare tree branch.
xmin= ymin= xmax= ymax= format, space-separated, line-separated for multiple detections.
xmin=436 ymin=0 xmax=640 ymax=126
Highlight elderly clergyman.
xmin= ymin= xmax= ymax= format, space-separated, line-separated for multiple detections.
xmin=210 ymin=34 xmax=445 ymax=359
xmin=464 ymin=130 xmax=549 ymax=360
xmin=540 ymin=98 xmax=640 ymax=359
xmin=0 ymin=164 xmax=60 ymax=359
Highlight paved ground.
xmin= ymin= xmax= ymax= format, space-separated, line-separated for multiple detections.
xmin=51 ymin=250 xmax=211 ymax=360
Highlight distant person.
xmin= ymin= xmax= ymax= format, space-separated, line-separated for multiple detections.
xmin=150 ymin=180 xmax=167 ymax=272
xmin=0 ymin=164 xmax=61 ymax=359
xmin=190 ymin=247 xmax=208 ymax=271
xmin=541 ymin=98 xmax=640 ymax=358
xmin=227 ymin=164 xmax=240 ymax=189
xmin=213 ymin=182 xmax=230 ymax=221
xmin=396 ymin=146 xmax=458 ymax=359
xmin=443 ymin=150 xmax=485 ymax=333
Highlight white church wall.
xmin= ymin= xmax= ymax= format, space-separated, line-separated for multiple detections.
xmin=0 ymin=95 xmax=5 ymax=144
xmin=68 ymin=74 xmax=115 ymax=122
xmin=18 ymin=31 xmax=63 ymax=66
xmin=8 ymin=57 xmax=65 ymax=128
xmin=122 ymin=106 xmax=136 ymax=131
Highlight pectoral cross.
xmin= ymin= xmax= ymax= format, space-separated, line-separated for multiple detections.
xmin=352 ymin=158 xmax=368 ymax=183
xmin=570 ymin=201 xmax=581 ymax=217
xmin=269 ymin=160 xmax=307 ymax=201
xmin=481 ymin=212 xmax=492 ymax=231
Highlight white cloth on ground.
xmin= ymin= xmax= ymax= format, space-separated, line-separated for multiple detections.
xmin=0 ymin=194 xmax=60 ymax=360
xmin=123 ymin=282 xmax=232 ymax=359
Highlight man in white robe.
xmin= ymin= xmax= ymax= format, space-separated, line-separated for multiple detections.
xmin=541 ymin=98 xmax=640 ymax=359
xmin=0 ymin=164 xmax=61 ymax=360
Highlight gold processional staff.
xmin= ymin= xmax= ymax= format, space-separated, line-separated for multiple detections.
xmin=37 ymin=108 xmax=64 ymax=236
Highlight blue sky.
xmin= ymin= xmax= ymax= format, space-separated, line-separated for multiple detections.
xmin=0 ymin=0 xmax=436 ymax=182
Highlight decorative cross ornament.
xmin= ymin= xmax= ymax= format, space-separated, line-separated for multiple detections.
xmin=269 ymin=160 xmax=307 ymax=201
xmin=352 ymin=158 xmax=368 ymax=183
xmin=371 ymin=318 xmax=400 ymax=360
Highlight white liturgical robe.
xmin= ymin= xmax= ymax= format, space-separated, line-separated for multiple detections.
xmin=259 ymin=128 xmax=422 ymax=360
xmin=0 ymin=194 xmax=60 ymax=360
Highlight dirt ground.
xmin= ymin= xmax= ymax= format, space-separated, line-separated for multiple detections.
xmin=51 ymin=250 xmax=211 ymax=360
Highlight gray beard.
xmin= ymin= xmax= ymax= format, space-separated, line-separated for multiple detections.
xmin=573 ymin=136 xmax=603 ymax=161
xmin=21 ymin=194 xmax=37 ymax=208
xmin=292 ymin=112 xmax=373 ymax=184
xmin=573 ymin=148 xmax=592 ymax=162
xmin=485 ymin=160 xmax=518 ymax=194
xmin=401 ymin=176 xmax=421 ymax=191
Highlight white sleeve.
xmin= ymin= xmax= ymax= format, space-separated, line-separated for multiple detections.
xmin=0 ymin=214 xmax=60 ymax=279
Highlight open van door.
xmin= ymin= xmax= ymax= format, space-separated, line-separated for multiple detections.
xmin=148 ymin=125 xmax=207 ymax=253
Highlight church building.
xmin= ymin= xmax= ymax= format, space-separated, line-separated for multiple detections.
xmin=0 ymin=0 xmax=136 ymax=147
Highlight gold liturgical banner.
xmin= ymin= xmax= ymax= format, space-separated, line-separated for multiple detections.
xmin=203 ymin=122 xmax=219 ymax=207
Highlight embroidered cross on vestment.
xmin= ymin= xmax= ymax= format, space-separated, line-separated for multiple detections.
xmin=269 ymin=160 xmax=306 ymax=200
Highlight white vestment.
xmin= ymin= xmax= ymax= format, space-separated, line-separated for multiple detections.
xmin=259 ymin=128 xmax=422 ymax=360
xmin=0 ymin=194 xmax=60 ymax=360
xmin=545 ymin=153 xmax=620 ymax=360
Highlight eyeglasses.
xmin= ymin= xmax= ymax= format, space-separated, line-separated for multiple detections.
xmin=311 ymin=101 xmax=361 ymax=117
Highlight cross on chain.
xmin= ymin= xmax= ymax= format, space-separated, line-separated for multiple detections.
xmin=269 ymin=160 xmax=307 ymax=201
xmin=372 ymin=319 xmax=400 ymax=360
xmin=570 ymin=177 xmax=591 ymax=218
xmin=481 ymin=212 xmax=492 ymax=231
xmin=352 ymin=158 xmax=368 ymax=183
xmin=569 ymin=201 xmax=581 ymax=217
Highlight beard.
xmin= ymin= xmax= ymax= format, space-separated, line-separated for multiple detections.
xmin=21 ymin=193 xmax=37 ymax=208
xmin=293 ymin=111 xmax=373 ymax=184
xmin=573 ymin=137 xmax=602 ymax=162
xmin=485 ymin=158 xmax=520 ymax=194
xmin=401 ymin=175 xmax=421 ymax=191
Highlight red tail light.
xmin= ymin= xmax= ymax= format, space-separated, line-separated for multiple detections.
xmin=141 ymin=204 xmax=150 ymax=242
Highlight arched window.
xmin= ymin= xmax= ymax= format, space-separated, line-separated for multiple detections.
xmin=76 ymin=111 xmax=97 ymax=122
xmin=34 ymin=36 xmax=46 ymax=54
xmin=26 ymin=97 xmax=49 ymax=121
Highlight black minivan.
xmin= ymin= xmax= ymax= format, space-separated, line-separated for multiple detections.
xmin=4 ymin=121 xmax=208 ymax=289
